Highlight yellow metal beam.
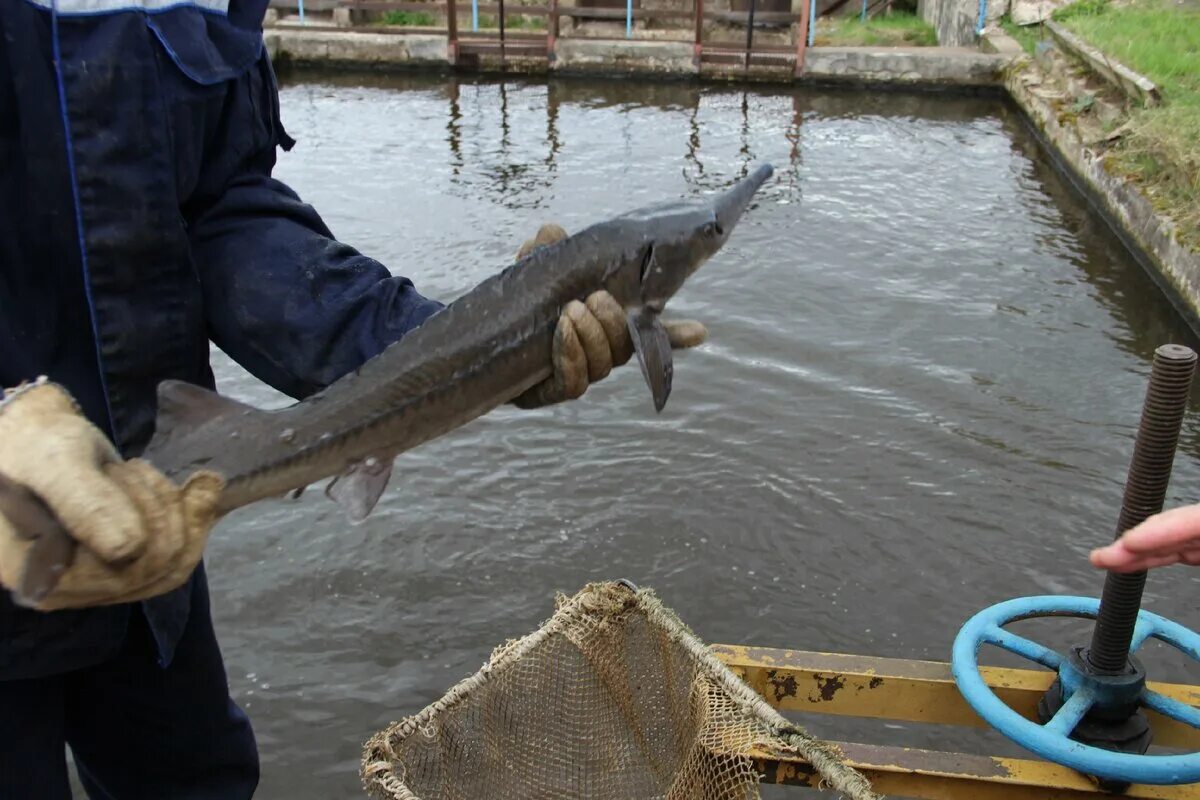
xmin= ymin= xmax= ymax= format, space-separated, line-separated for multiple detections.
xmin=752 ymin=740 xmax=1200 ymax=800
xmin=710 ymin=645 xmax=1200 ymax=749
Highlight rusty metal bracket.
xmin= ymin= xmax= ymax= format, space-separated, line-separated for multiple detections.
xmin=711 ymin=645 xmax=1200 ymax=749
xmin=710 ymin=645 xmax=1200 ymax=799
xmin=753 ymin=740 xmax=1200 ymax=799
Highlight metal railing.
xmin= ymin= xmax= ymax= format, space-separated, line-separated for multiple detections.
xmin=337 ymin=0 xmax=815 ymax=73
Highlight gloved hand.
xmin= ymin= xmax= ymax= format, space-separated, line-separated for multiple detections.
xmin=511 ymin=224 xmax=709 ymax=409
xmin=0 ymin=379 xmax=224 ymax=611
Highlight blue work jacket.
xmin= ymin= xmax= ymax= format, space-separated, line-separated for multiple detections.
xmin=0 ymin=0 xmax=444 ymax=680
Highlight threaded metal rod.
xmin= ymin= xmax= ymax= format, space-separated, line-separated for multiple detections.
xmin=1088 ymin=344 xmax=1197 ymax=674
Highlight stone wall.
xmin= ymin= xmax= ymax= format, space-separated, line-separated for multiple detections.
xmin=917 ymin=0 xmax=977 ymax=46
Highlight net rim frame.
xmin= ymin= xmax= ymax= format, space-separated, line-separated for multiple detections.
xmin=360 ymin=580 xmax=881 ymax=800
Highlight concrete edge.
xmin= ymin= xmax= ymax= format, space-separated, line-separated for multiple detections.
xmin=1006 ymin=62 xmax=1200 ymax=327
xmin=979 ymin=30 xmax=1025 ymax=57
xmin=266 ymin=28 xmax=1006 ymax=87
xmin=1045 ymin=21 xmax=1160 ymax=108
xmin=803 ymin=47 xmax=1008 ymax=87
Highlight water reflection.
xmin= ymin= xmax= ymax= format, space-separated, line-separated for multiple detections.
xmin=285 ymin=67 xmax=1007 ymax=212
xmin=447 ymin=80 xmax=464 ymax=176
xmin=989 ymin=101 xmax=1200 ymax=457
xmin=435 ymin=74 xmax=803 ymax=202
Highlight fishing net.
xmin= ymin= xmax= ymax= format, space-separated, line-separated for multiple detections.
xmin=361 ymin=581 xmax=880 ymax=800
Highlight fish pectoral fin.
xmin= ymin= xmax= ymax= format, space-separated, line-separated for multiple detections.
xmin=627 ymin=309 xmax=674 ymax=413
xmin=324 ymin=456 xmax=394 ymax=523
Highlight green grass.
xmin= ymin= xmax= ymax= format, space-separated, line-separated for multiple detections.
xmin=1000 ymin=15 xmax=1044 ymax=54
xmin=1053 ymin=0 xmax=1200 ymax=249
xmin=1056 ymin=0 xmax=1199 ymax=94
xmin=378 ymin=8 xmax=437 ymax=25
xmin=813 ymin=11 xmax=937 ymax=46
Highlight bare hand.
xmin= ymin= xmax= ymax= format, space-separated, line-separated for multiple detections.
xmin=1090 ymin=504 xmax=1200 ymax=572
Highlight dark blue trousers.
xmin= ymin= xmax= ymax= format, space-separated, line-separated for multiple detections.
xmin=0 ymin=577 xmax=259 ymax=799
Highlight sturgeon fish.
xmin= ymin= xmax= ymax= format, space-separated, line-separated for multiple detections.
xmin=10 ymin=163 xmax=774 ymax=602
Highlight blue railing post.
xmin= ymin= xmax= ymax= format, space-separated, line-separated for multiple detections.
xmin=298 ymin=0 xmax=305 ymax=23
xmin=860 ymin=0 xmax=867 ymax=21
xmin=806 ymin=0 xmax=815 ymax=46
xmin=626 ymin=0 xmax=632 ymax=38
xmin=472 ymin=0 xmax=478 ymax=31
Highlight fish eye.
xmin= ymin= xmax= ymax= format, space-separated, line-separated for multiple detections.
xmin=705 ymin=221 xmax=723 ymax=238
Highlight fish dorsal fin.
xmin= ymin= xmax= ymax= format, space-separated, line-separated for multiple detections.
xmin=324 ymin=456 xmax=394 ymax=523
xmin=157 ymin=380 xmax=260 ymax=428
xmin=156 ymin=381 xmax=254 ymax=424
xmin=146 ymin=380 xmax=267 ymax=463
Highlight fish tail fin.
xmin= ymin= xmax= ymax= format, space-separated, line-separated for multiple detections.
xmin=144 ymin=380 xmax=269 ymax=462
xmin=627 ymin=309 xmax=674 ymax=413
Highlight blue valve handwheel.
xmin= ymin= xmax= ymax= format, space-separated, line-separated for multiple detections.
xmin=952 ymin=595 xmax=1200 ymax=785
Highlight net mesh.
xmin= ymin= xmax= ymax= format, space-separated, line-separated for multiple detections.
xmin=362 ymin=581 xmax=880 ymax=800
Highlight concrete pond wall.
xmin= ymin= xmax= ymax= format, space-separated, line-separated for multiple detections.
xmin=994 ymin=34 xmax=1200 ymax=327
xmin=265 ymin=28 xmax=1005 ymax=85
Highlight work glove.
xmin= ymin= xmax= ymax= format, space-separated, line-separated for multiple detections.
xmin=0 ymin=379 xmax=224 ymax=611
xmin=511 ymin=224 xmax=709 ymax=409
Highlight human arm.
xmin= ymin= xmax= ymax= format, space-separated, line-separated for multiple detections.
xmin=186 ymin=59 xmax=704 ymax=405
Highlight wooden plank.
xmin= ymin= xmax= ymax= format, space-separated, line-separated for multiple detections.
xmin=348 ymin=0 xmax=551 ymax=12
xmin=704 ymin=9 xmax=795 ymax=21
xmin=458 ymin=31 xmax=545 ymax=41
xmin=700 ymin=44 xmax=796 ymax=54
xmin=457 ymin=40 xmax=547 ymax=53
xmin=555 ymin=6 xmax=695 ymax=19
xmin=269 ymin=0 xmax=339 ymax=10
xmin=700 ymin=52 xmax=791 ymax=64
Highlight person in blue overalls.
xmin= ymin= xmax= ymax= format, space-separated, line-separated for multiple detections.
xmin=0 ymin=3 xmax=705 ymax=795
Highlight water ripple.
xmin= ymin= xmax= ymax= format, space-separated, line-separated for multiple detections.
xmin=202 ymin=70 xmax=1200 ymax=798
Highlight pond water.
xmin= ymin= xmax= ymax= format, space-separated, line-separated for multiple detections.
xmin=201 ymin=70 xmax=1200 ymax=798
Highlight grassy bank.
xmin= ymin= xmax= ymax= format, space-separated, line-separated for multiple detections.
xmin=1055 ymin=0 xmax=1199 ymax=248
xmin=813 ymin=12 xmax=937 ymax=46
xmin=1000 ymin=16 xmax=1042 ymax=54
